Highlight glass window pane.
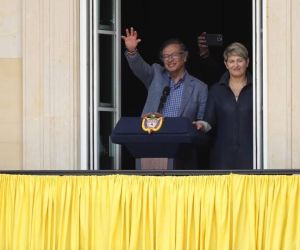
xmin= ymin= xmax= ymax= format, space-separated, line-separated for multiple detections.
xmin=99 ymin=34 xmax=114 ymax=105
xmin=99 ymin=0 xmax=114 ymax=30
xmin=99 ymin=111 xmax=115 ymax=169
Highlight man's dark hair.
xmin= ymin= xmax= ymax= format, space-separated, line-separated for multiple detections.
xmin=159 ymin=38 xmax=188 ymax=57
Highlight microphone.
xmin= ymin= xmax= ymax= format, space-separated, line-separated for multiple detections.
xmin=157 ymin=86 xmax=170 ymax=114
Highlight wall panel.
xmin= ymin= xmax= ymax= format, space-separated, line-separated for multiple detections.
xmin=23 ymin=0 xmax=80 ymax=169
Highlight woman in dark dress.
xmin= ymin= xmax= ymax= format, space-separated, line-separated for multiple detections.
xmin=197 ymin=42 xmax=253 ymax=169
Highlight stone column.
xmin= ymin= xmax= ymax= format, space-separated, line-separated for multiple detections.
xmin=267 ymin=0 xmax=300 ymax=168
xmin=23 ymin=0 xmax=79 ymax=169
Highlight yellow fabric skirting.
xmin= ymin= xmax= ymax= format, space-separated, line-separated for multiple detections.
xmin=1 ymin=174 xmax=300 ymax=250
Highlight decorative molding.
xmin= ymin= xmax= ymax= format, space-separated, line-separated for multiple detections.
xmin=23 ymin=0 xmax=79 ymax=169
xmin=291 ymin=0 xmax=300 ymax=168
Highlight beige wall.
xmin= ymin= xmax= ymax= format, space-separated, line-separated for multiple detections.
xmin=0 ymin=0 xmax=22 ymax=169
xmin=0 ymin=0 xmax=80 ymax=171
xmin=266 ymin=0 xmax=300 ymax=169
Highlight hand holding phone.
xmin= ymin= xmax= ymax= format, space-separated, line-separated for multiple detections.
xmin=197 ymin=32 xmax=209 ymax=58
xmin=206 ymin=34 xmax=223 ymax=47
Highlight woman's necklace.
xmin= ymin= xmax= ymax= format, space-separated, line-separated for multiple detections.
xmin=229 ymin=79 xmax=247 ymax=100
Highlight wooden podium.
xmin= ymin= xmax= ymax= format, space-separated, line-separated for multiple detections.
xmin=139 ymin=158 xmax=169 ymax=170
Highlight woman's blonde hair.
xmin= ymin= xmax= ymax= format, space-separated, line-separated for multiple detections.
xmin=223 ymin=42 xmax=248 ymax=61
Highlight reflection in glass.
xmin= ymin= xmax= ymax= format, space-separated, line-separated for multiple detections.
xmin=99 ymin=0 xmax=114 ymax=30
xmin=99 ymin=35 xmax=114 ymax=106
xmin=99 ymin=111 xmax=115 ymax=169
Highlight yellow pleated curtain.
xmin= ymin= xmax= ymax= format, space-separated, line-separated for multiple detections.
xmin=1 ymin=174 xmax=300 ymax=250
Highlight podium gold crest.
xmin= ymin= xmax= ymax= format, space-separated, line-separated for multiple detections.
xmin=141 ymin=113 xmax=164 ymax=134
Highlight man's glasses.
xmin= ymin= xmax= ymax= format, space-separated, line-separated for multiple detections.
xmin=161 ymin=52 xmax=184 ymax=62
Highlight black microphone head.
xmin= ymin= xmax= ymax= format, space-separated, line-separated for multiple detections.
xmin=157 ymin=86 xmax=170 ymax=113
xmin=163 ymin=86 xmax=170 ymax=96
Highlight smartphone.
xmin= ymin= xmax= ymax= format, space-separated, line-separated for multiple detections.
xmin=206 ymin=34 xmax=223 ymax=46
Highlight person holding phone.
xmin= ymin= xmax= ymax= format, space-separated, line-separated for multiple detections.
xmin=196 ymin=42 xmax=253 ymax=169
xmin=187 ymin=32 xmax=226 ymax=87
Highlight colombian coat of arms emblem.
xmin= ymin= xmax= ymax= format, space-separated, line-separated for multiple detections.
xmin=141 ymin=113 xmax=164 ymax=134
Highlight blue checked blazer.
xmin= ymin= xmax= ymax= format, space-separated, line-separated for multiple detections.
xmin=125 ymin=52 xmax=208 ymax=121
